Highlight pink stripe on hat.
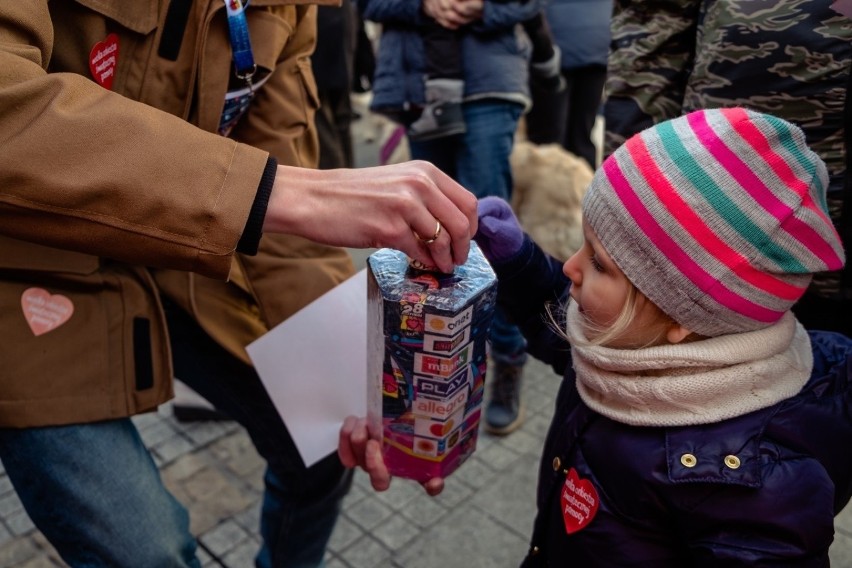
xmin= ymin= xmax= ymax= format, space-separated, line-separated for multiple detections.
xmin=584 ymin=108 xmax=845 ymax=336
xmin=722 ymin=108 xmax=843 ymax=270
xmin=625 ymin=132 xmax=806 ymax=301
xmin=688 ymin=110 xmax=843 ymax=270
xmin=602 ymin=156 xmax=785 ymax=324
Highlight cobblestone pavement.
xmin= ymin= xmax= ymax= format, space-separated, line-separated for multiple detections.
xmin=0 ymin=353 xmax=555 ymax=568
xmin=1 ymin=109 xmax=850 ymax=568
xmin=1 ymin=353 xmax=851 ymax=567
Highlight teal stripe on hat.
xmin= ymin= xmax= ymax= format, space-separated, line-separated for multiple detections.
xmin=655 ymin=120 xmax=808 ymax=273
xmin=762 ymin=115 xmax=828 ymax=212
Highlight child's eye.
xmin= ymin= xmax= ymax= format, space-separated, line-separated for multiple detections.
xmin=590 ymin=255 xmax=604 ymax=272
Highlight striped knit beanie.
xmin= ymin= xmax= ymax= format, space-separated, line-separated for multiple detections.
xmin=583 ymin=107 xmax=845 ymax=337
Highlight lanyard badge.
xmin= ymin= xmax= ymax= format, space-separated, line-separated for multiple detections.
xmin=224 ymin=0 xmax=256 ymax=90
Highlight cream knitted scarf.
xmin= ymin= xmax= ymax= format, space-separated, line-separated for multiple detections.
xmin=566 ymin=303 xmax=813 ymax=427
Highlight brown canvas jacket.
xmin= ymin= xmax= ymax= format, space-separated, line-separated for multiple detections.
xmin=0 ymin=0 xmax=353 ymax=427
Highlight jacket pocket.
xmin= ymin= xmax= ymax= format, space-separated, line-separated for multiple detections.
xmin=241 ymin=8 xmax=320 ymax=113
xmin=0 ymin=238 xmax=169 ymax=427
xmin=49 ymin=0 xmax=159 ymax=98
xmin=0 ymin=240 xmax=110 ymax=424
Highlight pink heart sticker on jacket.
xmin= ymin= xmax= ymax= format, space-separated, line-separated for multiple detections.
xmin=561 ymin=467 xmax=599 ymax=534
xmin=21 ymin=288 xmax=74 ymax=336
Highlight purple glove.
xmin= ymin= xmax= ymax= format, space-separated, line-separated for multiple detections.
xmin=474 ymin=196 xmax=525 ymax=263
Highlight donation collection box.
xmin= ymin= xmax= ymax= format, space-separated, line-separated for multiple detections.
xmin=366 ymin=244 xmax=497 ymax=482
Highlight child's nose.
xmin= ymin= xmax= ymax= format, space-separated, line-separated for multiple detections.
xmin=563 ymin=252 xmax=581 ymax=283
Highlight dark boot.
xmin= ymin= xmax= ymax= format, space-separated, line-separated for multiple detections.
xmin=485 ymin=361 xmax=525 ymax=435
xmin=408 ymin=78 xmax=467 ymax=141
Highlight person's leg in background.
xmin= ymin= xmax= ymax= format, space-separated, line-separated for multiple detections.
xmin=454 ymin=101 xmax=522 ymax=201
xmin=456 ymin=101 xmax=529 ymax=435
xmin=482 ymin=307 xmax=529 ymax=434
xmin=0 ymin=421 xmax=201 ymax=568
xmin=526 ymin=64 xmax=605 ymax=171
xmin=523 ymin=13 xmax=566 ymax=94
xmin=351 ymin=16 xmax=376 ymax=95
xmin=525 ymin=68 xmax=569 ymax=145
xmin=315 ymin=0 xmax=358 ymax=171
xmin=406 ymin=132 xmax=460 ymax=180
xmin=561 ymin=64 xmax=606 ymax=169
xmin=165 ymin=300 xmax=350 ymax=568
xmin=316 ymin=86 xmax=356 ymax=170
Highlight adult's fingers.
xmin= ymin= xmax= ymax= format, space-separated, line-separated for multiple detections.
xmin=414 ymin=161 xmax=478 ymax=267
xmin=411 ymin=217 xmax=453 ymax=273
xmin=436 ymin=11 xmax=467 ymax=28
xmin=448 ymin=0 xmax=482 ymax=24
xmin=399 ymin=161 xmax=477 ymax=272
xmin=423 ymin=0 xmax=463 ymax=27
xmin=263 ymin=161 xmax=476 ymax=271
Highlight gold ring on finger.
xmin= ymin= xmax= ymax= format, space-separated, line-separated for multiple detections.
xmin=415 ymin=220 xmax=442 ymax=245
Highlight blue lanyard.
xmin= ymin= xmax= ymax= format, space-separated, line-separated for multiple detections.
xmin=224 ymin=0 xmax=256 ymax=87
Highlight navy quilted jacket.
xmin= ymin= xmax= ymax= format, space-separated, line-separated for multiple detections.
xmin=358 ymin=0 xmax=536 ymax=121
xmin=490 ymin=237 xmax=852 ymax=567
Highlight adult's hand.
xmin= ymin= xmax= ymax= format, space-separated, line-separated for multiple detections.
xmin=423 ymin=0 xmax=483 ymax=29
xmin=455 ymin=0 xmax=483 ymax=22
xmin=264 ymin=160 xmax=478 ymax=274
xmin=339 ymin=416 xmax=445 ymax=496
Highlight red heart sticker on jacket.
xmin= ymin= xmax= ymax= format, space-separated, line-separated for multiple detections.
xmin=21 ymin=288 xmax=75 ymax=336
xmin=89 ymin=33 xmax=119 ymax=89
xmin=561 ymin=467 xmax=599 ymax=534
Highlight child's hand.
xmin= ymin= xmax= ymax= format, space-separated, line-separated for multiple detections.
xmin=474 ymin=196 xmax=525 ymax=263
xmin=338 ymin=416 xmax=445 ymax=496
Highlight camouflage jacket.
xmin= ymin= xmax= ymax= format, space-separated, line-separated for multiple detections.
xmin=604 ymin=0 xmax=852 ymax=302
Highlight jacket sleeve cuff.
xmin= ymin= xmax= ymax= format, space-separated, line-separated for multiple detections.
xmin=237 ymin=156 xmax=277 ymax=255
xmin=491 ymin=234 xmax=570 ymax=307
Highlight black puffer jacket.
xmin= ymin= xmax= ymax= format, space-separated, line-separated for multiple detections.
xmin=491 ymin=237 xmax=852 ymax=567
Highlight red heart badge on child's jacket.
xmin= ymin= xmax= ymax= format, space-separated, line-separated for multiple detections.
xmin=89 ymin=33 xmax=119 ymax=89
xmin=561 ymin=467 xmax=599 ymax=534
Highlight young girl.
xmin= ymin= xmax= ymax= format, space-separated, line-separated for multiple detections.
xmin=340 ymin=107 xmax=852 ymax=565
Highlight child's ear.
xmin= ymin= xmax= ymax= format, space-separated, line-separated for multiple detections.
xmin=666 ymin=324 xmax=693 ymax=345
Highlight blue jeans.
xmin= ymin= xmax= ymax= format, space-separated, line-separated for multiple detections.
xmin=409 ymin=100 xmax=521 ymax=201
xmin=0 ymin=302 xmax=350 ymax=568
xmin=409 ymin=100 xmax=528 ymax=363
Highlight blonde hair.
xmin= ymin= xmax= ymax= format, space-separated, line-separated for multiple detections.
xmin=548 ymin=282 xmax=672 ymax=349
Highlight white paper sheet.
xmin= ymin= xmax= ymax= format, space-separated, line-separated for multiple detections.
xmin=247 ymin=269 xmax=368 ymax=467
